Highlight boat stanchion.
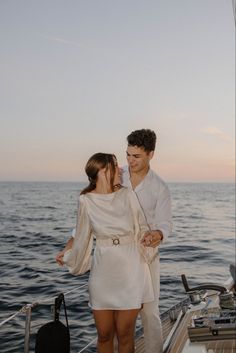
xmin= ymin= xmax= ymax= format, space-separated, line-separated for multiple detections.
xmin=181 ymin=303 xmax=189 ymax=314
xmin=24 ymin=304 xmax=32 ymax=353
xmin=169 ymin=307 xmax=179 ymax=321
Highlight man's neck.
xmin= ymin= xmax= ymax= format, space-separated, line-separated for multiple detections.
xmin=129 ymin=166 xmax=149 ymax=189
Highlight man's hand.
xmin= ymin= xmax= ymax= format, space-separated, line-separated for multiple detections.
xmin=141 ymin=230 xmax=163 ymax=248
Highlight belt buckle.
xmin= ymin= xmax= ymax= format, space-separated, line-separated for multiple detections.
xmin=112 ymin=238 xmax=120 ymax=245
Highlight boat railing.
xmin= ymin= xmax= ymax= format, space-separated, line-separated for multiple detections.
xmin=0 ymin=283 xmax=90 ymax=353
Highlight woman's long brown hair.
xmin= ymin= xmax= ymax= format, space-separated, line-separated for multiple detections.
xmin=80 ymin=153 xmax=116 ymax=195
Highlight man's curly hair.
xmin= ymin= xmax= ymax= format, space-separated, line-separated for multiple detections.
xmin=127 ymin=129 xmax=156 ymax=152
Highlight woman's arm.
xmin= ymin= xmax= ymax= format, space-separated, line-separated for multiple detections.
xmin=56 ymin=236 xmax=74 ymax=266
xmin=61 ymin=195 xmax=93 ymax=275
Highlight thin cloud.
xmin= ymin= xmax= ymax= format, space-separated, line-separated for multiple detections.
xmin=202 ymin=127 xmax=233 ymax=142
xmin=40 ymin=34 xmax=86 ymax=49
xmin=40 ymin=34 xmax=103 ymax=58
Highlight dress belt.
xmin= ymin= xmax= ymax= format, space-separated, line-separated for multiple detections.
xmin=96 ymin=234 xmax=134 ymax=247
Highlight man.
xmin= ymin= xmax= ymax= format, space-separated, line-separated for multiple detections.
xmin=122 ymin=128 xmax=172 ymax=353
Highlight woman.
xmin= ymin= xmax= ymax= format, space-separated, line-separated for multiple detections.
xmin=56 ymin=153 xmax=156 ymax=353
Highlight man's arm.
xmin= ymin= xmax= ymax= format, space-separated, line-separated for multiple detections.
xmin=142 ymin=185 xmax=172 ymax=248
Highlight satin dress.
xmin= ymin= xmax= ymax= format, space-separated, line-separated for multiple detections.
xmin=64 ymin=187 xmax=156 ymax=310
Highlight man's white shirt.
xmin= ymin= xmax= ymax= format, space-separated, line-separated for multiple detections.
xmin=121 ymin=166 xmax=172 ymax=241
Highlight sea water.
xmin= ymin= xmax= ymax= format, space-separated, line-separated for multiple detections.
xmin=0 ymin=182 xmax=235 ymax=352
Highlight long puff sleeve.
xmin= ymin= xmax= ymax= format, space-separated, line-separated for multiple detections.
xmin=63 ymin=195 xmax=93 ymax=275
xmin=128 ymin=190 xmax=158 ymax=264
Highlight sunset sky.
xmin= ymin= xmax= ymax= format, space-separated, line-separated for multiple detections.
xmin=0 ymin=0 xmax=235 ymax=182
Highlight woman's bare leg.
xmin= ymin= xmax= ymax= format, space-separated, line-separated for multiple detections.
xmin=93 ymin=310 xmax=115 ymax=353
xmin=115 ymin=309 xmax=140 ymax=353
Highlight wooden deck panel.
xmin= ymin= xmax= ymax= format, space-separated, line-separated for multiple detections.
xmin=204 ymin=339 xmax=236 ymax=353
xmin=135 ymin=310 xmax=180 ymax=353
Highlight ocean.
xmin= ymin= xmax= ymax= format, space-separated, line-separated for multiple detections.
xmin=0 ymin=181 xmax=235 ymax=352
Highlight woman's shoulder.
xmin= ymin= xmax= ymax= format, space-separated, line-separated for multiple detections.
xmin=78 ymin=193 xmax=87 ymax=205
xmin=117 ymin=186 xmax=137 ymax=201
xmin=116 ymin=185 xmax=130 ymax=195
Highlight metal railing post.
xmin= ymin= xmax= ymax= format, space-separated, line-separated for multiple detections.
xmin=24 ymin=304 xmax=32 ymax=353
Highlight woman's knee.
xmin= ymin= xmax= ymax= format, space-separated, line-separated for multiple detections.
xmin=97 ymin=330 xmax=114 ymax=343
xmin=117 ymin=324 xmax=134 ymax=344
xmin=117 ymin=332 xmax=134 ymax=346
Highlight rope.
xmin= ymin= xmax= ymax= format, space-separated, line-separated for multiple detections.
xmin=0 ymin=283 xmax=88 ymax=327
xmin=77 ymin=337 xmax=97 ymax=353
xmin=0 ymin=303 xmax=36 ymax=327
xmin=0 ymin=309 xmax=23 ymax=327
xmin=64 ymin=283 xmax=87 ymax=296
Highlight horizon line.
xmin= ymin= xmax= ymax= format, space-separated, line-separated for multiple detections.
xmin=0 ymin=180 xmax=235 ymax=184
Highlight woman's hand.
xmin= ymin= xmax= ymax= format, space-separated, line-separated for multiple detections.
xmin=56 ymin=251 xmax=66 ymax=266
xmin=141 ymin=230 xmax=163 ymax=248
xmin=55 ymin=236 xmax=74 ymax=266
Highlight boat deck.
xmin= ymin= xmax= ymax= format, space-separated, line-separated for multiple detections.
xmin=136 ymin=310 xmax=236 ymax=353
xmin=135 ymin=279 xmax=236 ymax=353
xmin=135 ymin=287 xmax=236 ymax=353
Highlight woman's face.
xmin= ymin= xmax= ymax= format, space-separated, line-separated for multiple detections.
xmin=98 ymin=156 xmax=121 ymax=190
xmin=113 ymin=157 xmax=121 ymax=186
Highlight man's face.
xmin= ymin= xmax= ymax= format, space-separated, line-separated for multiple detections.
xmin=126 ymin=145 xmax=153 ymax=173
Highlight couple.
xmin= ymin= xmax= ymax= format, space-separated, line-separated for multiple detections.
xmin=56 ymin=129 xmax=172 ymax=353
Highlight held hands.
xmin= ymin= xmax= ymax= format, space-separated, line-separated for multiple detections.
xmin=140 ymin=230 xmax=163 ymax=248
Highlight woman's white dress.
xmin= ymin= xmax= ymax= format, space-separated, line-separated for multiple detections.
xmin=64 ymin=187 xmax=156 ymax=310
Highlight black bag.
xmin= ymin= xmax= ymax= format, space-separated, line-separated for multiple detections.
xmin=35 ymin=293 xmax=70 ymax=353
